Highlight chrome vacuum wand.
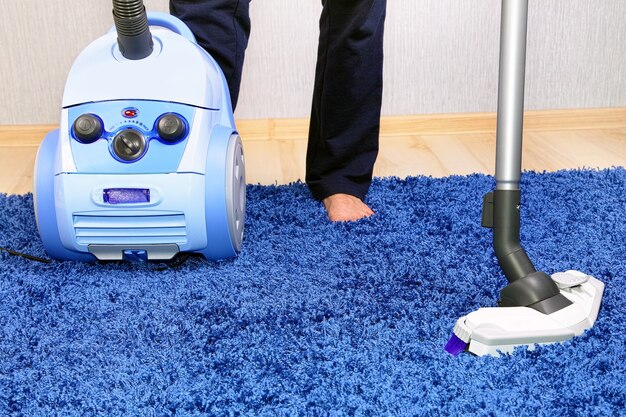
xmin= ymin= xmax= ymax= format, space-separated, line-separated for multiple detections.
xmin=482 ymin=0 xmax=571 ymax=314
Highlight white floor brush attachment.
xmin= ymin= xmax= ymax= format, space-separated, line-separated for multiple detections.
xmin=445 ymin=271 xmax=605 ymax=357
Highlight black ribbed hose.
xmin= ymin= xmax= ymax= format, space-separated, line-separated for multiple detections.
xmin=112 ymin=0 xmax=153 ymax=60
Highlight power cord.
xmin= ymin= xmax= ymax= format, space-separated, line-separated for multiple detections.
xmin=0 ymin=246 xmax=51 ymax=263
xmin=0 ymin=246 xmax=193 ymax=268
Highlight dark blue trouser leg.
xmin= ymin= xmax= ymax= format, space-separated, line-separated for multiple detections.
xmin=169 ymin=0 xmax=251 ymax=110
xmin=171 ymin=0 xmax=386 ymax=201
xmin=306 ymin=0 xmax=387 ymax=201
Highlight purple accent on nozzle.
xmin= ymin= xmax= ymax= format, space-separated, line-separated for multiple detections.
xmin=445 ymin=334 xmax=468 ymax=357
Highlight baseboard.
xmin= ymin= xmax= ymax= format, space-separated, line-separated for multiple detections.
xmin=237 ymin=108 xmax=626 ymax=140
xmin=2 ymin=108 xmax=626 ymax=145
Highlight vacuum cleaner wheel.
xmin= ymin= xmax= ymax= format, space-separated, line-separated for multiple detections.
xmin=225 ymin=134 xmax=246 ymax=252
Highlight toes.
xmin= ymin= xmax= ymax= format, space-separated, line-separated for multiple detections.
xmin=322 ymin=194 xmax=374 ymax=222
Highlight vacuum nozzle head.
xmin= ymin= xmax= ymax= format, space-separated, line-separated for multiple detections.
xmin=112 ymin=0 xmax=153 ymax=60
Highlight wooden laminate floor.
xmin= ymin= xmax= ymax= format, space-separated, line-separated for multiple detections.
xmin=1 ymin=108 xmax=625 ymax=195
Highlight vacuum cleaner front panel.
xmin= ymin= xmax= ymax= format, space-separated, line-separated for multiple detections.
xmin=53 ymin=172 xmax=208 ymax=260
xmin=66 ymin=100 xmax=196 ymax=174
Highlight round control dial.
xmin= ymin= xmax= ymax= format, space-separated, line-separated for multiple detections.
xmin=112 ymin=129 xmax=147 ymax=161
xmin=73 ymin=114 xmax=103 ymax=143
xmin=156 ymin=113 xmax=187 ymax=142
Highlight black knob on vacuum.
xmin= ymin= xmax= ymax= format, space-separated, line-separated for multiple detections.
xmin=112 ymin=129 xmax=146 ymax=161
xmin=73 ymin=114 xmax=103 ymax=143
xmin=156 ymin=113 xmax=186 ymax=142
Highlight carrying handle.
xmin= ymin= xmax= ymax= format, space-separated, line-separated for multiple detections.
xmin=108 ymin=11 xmax=196 ymax=44
xmin=146 ymin=12 xmax=196 ymax=43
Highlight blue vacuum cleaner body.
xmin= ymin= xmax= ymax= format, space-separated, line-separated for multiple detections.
xmin=34 ymin=7 xmax=245 ymax=262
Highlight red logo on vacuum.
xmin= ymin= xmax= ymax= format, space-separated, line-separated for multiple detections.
xmin=122 ymin=107 xmax=139 ymax=118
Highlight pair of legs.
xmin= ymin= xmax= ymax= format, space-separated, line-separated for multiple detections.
xmin=169 ymin=0 xmax=387 ymax=221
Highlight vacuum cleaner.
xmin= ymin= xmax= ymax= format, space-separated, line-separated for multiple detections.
xmin=34 ymin=0 xmax=245 ymax=262
xmin=445 ymin=0 xmax=605 ymax=356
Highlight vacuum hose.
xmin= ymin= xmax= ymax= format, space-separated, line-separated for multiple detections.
xmin=112 ymin=0 xmax=153 ymax=60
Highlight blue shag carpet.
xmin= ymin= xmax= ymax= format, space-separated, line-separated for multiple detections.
xmin=1 ymin=168 xmax=625 ymax=416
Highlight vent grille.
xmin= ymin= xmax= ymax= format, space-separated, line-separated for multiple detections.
xmin=73 ymin=213 xmax=187 ymax=245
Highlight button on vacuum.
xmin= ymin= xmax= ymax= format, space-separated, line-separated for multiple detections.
xmin=156 ymin=113 xmax=186 ymax=142
xmin=112 ymin=129 xmax=146 ymax=161
xmin=73 ymin=113 xmax=103 ymax=143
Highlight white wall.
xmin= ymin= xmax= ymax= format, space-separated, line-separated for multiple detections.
xmin=2 ymin=0 xmax=625 ymax=124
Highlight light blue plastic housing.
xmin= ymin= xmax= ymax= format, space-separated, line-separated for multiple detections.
xmin=34 ymin=12 xmax=245 ymax=262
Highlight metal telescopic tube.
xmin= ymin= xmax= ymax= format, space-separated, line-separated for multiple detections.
xmin=490 ymin=0 xmax=571 ymax=314
xmin=495 ymin=0 xmax=528 ymax=191
xmin=493 ymin=0 xmax=534 ymax=284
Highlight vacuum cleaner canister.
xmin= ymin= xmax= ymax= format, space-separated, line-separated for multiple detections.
xmin=34 ymin=2 xmax=245 ymax=262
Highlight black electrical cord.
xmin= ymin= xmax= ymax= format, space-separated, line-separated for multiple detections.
xmin=0 ymin=246 xmax=51 ymax=263
xmin=153 ymin=252 xmax=192 ymax=271
xmin=0 ymin=246 xmax=193 ymax=269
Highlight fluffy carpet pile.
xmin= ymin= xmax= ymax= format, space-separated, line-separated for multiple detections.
xmin=1 ymin=168 xmax=625 ymax=416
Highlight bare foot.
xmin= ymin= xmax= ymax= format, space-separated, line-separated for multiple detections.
xmin=322 ymin=193 xmax=374 ymax=222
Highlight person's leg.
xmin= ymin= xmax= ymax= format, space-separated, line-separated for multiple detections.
xmin=170 ymin=0 xmax=251 ymax=110
xmin=306 ymin=0 xmax=387 ymax=221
